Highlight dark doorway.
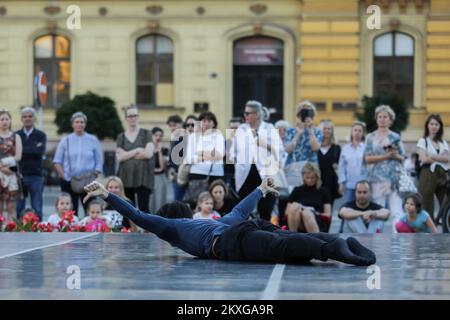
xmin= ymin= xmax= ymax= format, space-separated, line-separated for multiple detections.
xmin=233 ymin=36 xmax=284 ymax=123
xmin=233 ymin=66 xmax=283 ymax=122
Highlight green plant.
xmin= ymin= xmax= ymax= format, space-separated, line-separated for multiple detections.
xmin=356 ymin=92 xmax=410 ymax=133
xmin=54 ymin=91 xmax=124 ymax=140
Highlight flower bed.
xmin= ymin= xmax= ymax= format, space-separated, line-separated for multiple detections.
xmin=0 ymin=211 xmax=132 ymax=233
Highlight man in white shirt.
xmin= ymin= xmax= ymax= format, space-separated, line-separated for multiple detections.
xmin=230 ymin=100 xmax=284 ymax=221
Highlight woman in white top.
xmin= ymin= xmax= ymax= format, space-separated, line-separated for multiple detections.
xmin=184 ymin=112 xmax=224 ymax=203
xmin=338 ymin=121 xmax=367 ymax=204
xmin=417 ymin=114 xmax=450 ymax=223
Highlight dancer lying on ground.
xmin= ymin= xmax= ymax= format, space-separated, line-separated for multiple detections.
xmin=83 ymin=179 xmax=376 ymax=266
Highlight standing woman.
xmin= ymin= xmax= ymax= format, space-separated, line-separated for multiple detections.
xmin=183 ymin=115 xmax=198 ymax=135
xmin=116 ymin=105 xmax=154 ymax=214
xmin=317 ymin=120 xmax=341 ymax=202
xmin=53 ymin=112 xmax=103 ymax=215
xmin=417 ymin=114 xmax=450 ymax=223
xmin=338 ymin=121 xmax=367 ymax=204
xmin=149 ymin=127 xmax=169 ymax=213
xmin=364 ymin=105 xmax=406 ymax=231
xmin=184 ymin=111 xmax=224 ymax=203
xmin=0 ymin=109 xmax=22 ymax=220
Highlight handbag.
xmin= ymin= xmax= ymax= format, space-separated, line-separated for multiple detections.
xmin=397 ymin=166 xmax=417 ymax=194
xmin=67 ymin=137 xmax=96 ymax=194
xmin=271 ymin=168 xmax=289 ymax=190
xmin=177 ymin=161 xmax=191 ymax=186
xmin=285 ymin=161 xmax=307 ymax=187
xmin=183 ymin=164 xmax=213 ymax=203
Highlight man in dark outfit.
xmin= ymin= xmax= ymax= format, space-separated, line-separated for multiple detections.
xmin=16 ymin=107 xmax=47 ymax=220
xmin=83 ymin=179 xmax=376 ymax=266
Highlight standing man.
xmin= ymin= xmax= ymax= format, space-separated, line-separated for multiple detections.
xmin=231 ymin=100 xmax=284 ymax=221
xmin=16 ymin=107 xmax=47 ymax=220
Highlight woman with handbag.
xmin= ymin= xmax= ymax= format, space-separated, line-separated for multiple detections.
xmin=284 ymin=101 xmax=322 ymax=188
xmin=184 ymin=112 xmax=224 ymax=208
xmin=0 ymin=109 xmax=22 ymax=221
xmin=417 ymin=114 xmax=450 ymax=224
xmin=364 ymin=105 xmax=406 ymax=232
xmin=116 ymin=105 xmax=154 ymax=215
xmin=53 ymin=112 xmax=103 ymax=216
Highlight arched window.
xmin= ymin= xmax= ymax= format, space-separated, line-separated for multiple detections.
xmin=33 ymin=34 xmax=71 ymax=107
xmin=373 ymin=32 xmax=414 ymax=107
xmin=136 ymin=34 xmax=173 ymax=107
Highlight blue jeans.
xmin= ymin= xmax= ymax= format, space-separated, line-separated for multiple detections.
xmin=339 ymin=188 xmax=356 ymax=232
xmin=173 ymin=181 xmax=186 ymax=201
xmin=16 ymin=175 xmax=44 ymax=221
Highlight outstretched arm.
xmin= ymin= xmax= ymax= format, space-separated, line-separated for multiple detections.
xmin=84 ymin=182 xmax=178 ymax=242
xmin=220 ymin=178 xmax=279 ymax=225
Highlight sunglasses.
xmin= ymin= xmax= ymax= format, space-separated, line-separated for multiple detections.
xmin=126 ymin=114 xmax=138 ymax=118
xmin=185 ymin=123 xmax=195 ymax=128
xmin=243 ymin=111 xmax=256 ymax=116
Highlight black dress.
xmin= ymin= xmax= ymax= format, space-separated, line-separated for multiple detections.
xmin=318 ymin=144 xmax=341 ymax=201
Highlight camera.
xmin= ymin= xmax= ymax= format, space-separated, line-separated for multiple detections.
xmin=298 ymin=108 xmax=314 ymax=122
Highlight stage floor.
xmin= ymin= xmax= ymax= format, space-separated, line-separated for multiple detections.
xmin=0 ymin=233 xmax=449 ymax=300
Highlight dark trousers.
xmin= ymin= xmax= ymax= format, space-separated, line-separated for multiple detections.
xmin=124 ymin=186 xmax=152 ymax=213
xmin=418 ymin=166 xmax=448 ymax=222
xmin=60 ymin=179 xmax=90 ymax=216
xmin=238 ymin=165 xmax=276 ymax=221
xmin=216 ymin=219 xmax=334 ymax=263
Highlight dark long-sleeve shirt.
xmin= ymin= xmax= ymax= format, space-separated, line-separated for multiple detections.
xmin=105 ymin=188 xmax=263 ymax=258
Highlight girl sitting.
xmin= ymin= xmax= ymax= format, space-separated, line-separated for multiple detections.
xmin=47 ymin=192 xmax=79 ymax=228
xmin=396 ymin=193 xmax=438 ymax=233
xmin=79 ymin=199 xmax=109 ymax=232
xmin=192 ymin=192 xmax=221 ymax=220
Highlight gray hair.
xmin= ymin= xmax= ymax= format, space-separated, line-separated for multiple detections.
xmin=374 ymin=105 xmax=396 ymax=122
xmin=21 ymin=106 xmax=36 ymax=117
xmin=245 ymin=100 xmax=263 ymax=119
xmin=70 ymin=111 xmax=87 ymax=123
xmin=275 ymin=120 xmax=291 ymax=129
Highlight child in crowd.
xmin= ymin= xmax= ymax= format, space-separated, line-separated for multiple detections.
xmin=103 ymin=177 xmax=126 ymax=229
xmin=79 ymin=199 xmax=109 ymax=232
xmin=47 ymin=192 xmax=79 ymax=227
xmin=192 ymin=192 xmax=221 ymax=220
xmin=396 ymin=193 xmax=438 ymax=233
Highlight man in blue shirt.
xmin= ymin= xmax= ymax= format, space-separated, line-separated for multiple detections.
xmin=83 ymin=179 xmax=376 ymax=266
xmin=16 ymin=107 xmax=47 ymax=221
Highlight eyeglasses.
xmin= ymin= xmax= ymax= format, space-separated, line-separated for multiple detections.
xmin=243 ymin=111 xmax=256 ymax=116
xmin=126 ymin=114 xmax=138 ymax=118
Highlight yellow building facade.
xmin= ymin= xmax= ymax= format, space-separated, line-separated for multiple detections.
xmin=0 ymin=0 xmax=449 ymax=143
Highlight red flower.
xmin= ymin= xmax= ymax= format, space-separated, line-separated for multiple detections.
xmin=61 ymin=211 xmax=76 ymax=223
xmin=22 ymin=212 xmax=40 ymax=224
xmin=5 ymin=220 xmax=17 ymax=232
xmin=281 ymin=225 xmax=288 ymax=230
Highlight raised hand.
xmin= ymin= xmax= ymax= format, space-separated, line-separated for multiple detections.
xmin=258 ymin=178 xmax=280 ymax=197
xmin=83 ymin=181 xmax=109 ymax=203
